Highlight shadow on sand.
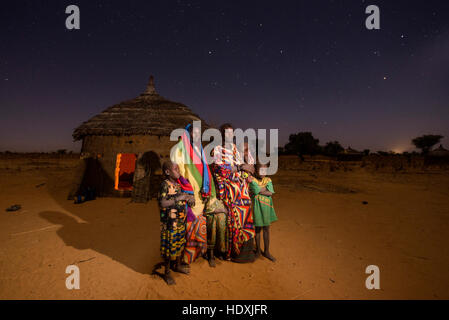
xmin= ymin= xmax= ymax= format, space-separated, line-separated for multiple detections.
xmin=39 ymin=209 xmax=161 ymax=275
xmin=36 ymin=153 xmax=168 ymax=275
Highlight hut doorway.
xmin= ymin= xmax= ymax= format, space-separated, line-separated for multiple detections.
xmin=115 ymin=153 xmax=137 ymax=191
xmin=131 ymin=151 xmax=162 ymax=202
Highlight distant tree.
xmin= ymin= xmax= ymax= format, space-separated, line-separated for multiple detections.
xmin=277 ymin=146 xmax=285 ymax=155
xmin=323 ymin=141 xmax=344 ymax=156
xmin=57 ymin=149 xmax=67 ymax=155
xmin=412 ymin=134 xmax=443 ymax=154
xmin=363 ymin=149 xmax=370 ymax=156
xmin=284 ymin=132 xmax=320 ymax=160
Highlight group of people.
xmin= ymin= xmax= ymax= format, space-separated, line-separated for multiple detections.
xmin=156 ymin=123 xmax=278 ymax=285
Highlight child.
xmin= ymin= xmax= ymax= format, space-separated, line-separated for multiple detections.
xmin=248 ymin=162 xmax=278 ymax=262
xmin=204 ymin=197 xmax=228 ymax=267
xmin=157 ymin=160 xmax=195 ymax=285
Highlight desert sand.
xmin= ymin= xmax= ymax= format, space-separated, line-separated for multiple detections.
xmin=0 ymin=155 xmax=448 ymax=299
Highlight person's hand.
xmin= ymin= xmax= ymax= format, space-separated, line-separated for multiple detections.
xmin=215 ymin=207 xmax=228 ymax=214
xmin=187 ymin=196 xmax=195 ymax=207
xmin=247 ymin=175 xmax=254 ymax=183
xmin=176 ymin=193 xmax=189 ymax=201
xmin=187 ymin=194 xmax=195 ymax=207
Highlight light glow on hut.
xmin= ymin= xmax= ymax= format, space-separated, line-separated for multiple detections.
xmin=114 ymin=153 xmax=137 ymax=191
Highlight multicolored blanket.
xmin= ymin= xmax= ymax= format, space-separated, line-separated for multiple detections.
xmin=172 ymin=124 xmax=214 ymax=263
xmin=212 ymin=144 xmax=255 ymax=258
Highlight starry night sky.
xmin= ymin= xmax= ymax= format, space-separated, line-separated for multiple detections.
xmin=1 ymin=0 xmax=448 ymax=152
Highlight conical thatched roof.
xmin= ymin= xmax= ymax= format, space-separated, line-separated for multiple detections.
xmin=341 ymin=146 xmax=362 ymax=154
xmin=429 ymin=144 xmax=449 ymax=157
xmin=73 ymin=76 xmax=209 ymax=141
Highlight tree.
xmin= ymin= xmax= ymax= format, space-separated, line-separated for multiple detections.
xmin=323 ymin=141 xmax=344 ymax=156
xmin=412 ymin=134 xmax=443 ymax=154
xmin=57 ymin=149 xmax=67 ymax=155
xmin=284 ymin=132 xmax=320 ymax=160
xmin=277 ymin=146 xmax=285 ymax=155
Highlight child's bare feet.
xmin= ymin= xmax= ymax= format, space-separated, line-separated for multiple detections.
xmin=207 ymin=249 xmax=216 ymax=267
xmin=262 ymin=251 xmax=276 ymax=262
xmin=173 ymin=264 xmax=190 ymax=274
xmin=208 ymin=257 xmax=216 ymax=268
xmin=217 ymin=253 xmax=225 ymax=260
xmin=163 ymin=273 xmax=175 ymax=285
xmin=254 ymin=250 xmax=261 ymax=259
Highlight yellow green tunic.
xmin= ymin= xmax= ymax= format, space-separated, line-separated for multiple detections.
xmin=249 ymin=177 xmax=278 ymax=227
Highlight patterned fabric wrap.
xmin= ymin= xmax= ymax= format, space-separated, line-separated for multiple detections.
xmin=160 ymin=224 xmax=186 ymax=261
xmin=212 ymin=144 xmax=255 ymax=258
xmin=181 ymin=124 xmax=213 ymax=198
xmin=171 ymin=126 xmax=217 ymax=217
xmin=183 ymin=214 xmax=207 ymax=264
xmin=171 ymin=125 xmax=215 ymax=263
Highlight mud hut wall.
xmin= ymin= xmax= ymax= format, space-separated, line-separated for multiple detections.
xmin=80 ymin=135 xmax=175 ymax=195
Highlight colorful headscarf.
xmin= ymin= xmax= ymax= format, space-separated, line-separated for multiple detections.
xmin=180 ymin=124 xmax=213 ymax=199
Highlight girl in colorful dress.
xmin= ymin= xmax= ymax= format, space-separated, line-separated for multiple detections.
xmin=248 ymin=162 xmax=278 ymax=262
xmin=157 ymin=161 xmax=195 ymax=285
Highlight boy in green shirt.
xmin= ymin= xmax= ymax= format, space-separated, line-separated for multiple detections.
xmin=248 ymin=163 xmax=278 ymax=262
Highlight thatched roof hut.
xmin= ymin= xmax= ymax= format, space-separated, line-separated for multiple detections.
xmin=73 ymin=76 xmax=206 ymax=140
xmin=425 ymin=144 xmax=449 ymax=167
xmin=428 ymin=144 xmax=449 ymax=157
xmin=69 ymin=75 xmax=209 ymax=201
xmin=341 ymin=146 xmax=362 ymax=154
xmin=337 ymin=146 xmax=363 ymax=161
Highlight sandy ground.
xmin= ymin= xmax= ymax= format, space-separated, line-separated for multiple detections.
xmin=0 ymin=158 xmax=448 ymax=299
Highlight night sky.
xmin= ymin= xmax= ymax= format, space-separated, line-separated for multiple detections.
xmin=1 ymin=0 xmax=448 ymax=153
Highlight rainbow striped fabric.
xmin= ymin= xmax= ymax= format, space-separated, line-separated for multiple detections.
xmin=176 ymin=124 xmax=215 ymax=198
